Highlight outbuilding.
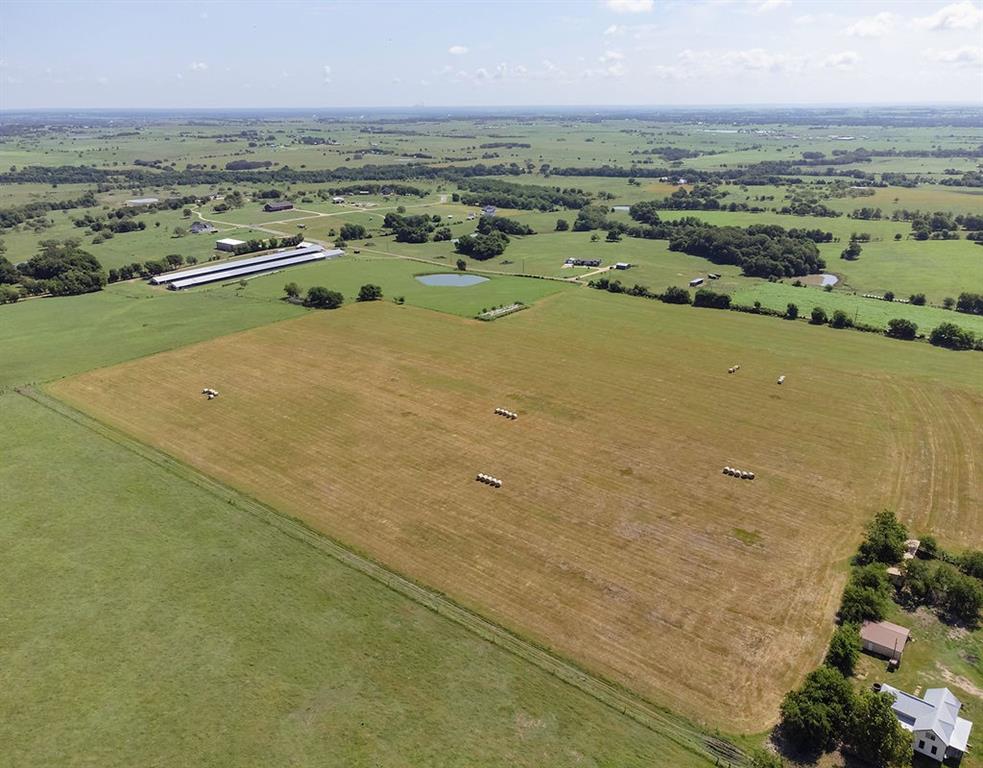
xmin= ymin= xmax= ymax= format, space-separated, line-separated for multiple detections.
xmin=264 ymin=201 xmax=294 ymax=212
xmin=215 ymin=238 xmax=245 ymax=252
xmin=689 ymin=277 xmax=704 ymax=287
xmin=861 ymin=620 xmax=910 ymax=661
xmin=126 ymin=197 xmax=159 ymax=206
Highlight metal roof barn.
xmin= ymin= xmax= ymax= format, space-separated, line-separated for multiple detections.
xmin=168 ymin=250 xmax=335 ymax=290
xmin=151 ymin=246 xmax=333 ymax=285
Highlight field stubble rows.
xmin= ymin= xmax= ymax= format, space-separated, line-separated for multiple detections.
xmin=50 ymin=291 xmax=983 ymax=731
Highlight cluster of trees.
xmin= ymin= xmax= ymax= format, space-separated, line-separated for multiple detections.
xmin=955 ymin=291 xmax=983 ymax=315
xmin=455 ymin=230 xmax=510 ymax=260
xmin=356 ymin=283 xmax=382 ymax=302
xmin=382 ymin=212 xmax=439 ymax=243
xmin=476 ymin=216 xmax=535 ymax=236
xmin=668 ymin=224 xmax=826 ymax=279
xmin=224 ymin=160 xmax=273 ymax=171
xmin=339 ymin=223 xmax=366 ymax=241
xmin=2 ymin=238 xmax=107 ymax=298
xmin=455 ymin=178 xmax=590 ymax=210
xmin=316 ymin=183 xmax=426 ymax=198
xmin=902 ymin=558 xmax=983 ymax=625
xmin=928 ymin=321 xmax=978 ymax=350
xmin=108 ymin=253 xmax=194 ymax=283
xmin=287 ymin=283 xmax=343 ymax=309
xmin=0 ymin=191 xmax=98 ymax=230
xmin=692 ymin=288 xmax=731 ymax=309
xmin=230 ymin=233 xmax=304 ymax=256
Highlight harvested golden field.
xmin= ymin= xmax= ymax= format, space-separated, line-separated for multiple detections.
xmin=51 ymin=290 xmax=983 ymax=731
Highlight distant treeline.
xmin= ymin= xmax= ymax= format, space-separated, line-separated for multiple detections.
xmin=0 ymin=191 xmax=97 ymax=229
xmin=456 ymin=178 xmax=590 ymax=210
xmin=668 ymin=224 xmax=826 ymax=278
xmin=478 ymin=142 xmax=531 ymax=149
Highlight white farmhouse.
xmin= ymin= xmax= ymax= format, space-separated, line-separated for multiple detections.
xmin=880 ymin=685 xmax=973 ymax=763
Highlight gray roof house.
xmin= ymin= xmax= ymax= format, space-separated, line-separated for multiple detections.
xmin=879 ymin=685 xmax=973 ymax=763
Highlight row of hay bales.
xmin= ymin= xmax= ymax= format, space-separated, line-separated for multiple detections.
xmin=723 ymin=467 xmax=755 ymax=480
xmin=476 ymin=473 xmax=502 ymax=488
xmin=494 ymin=407 xmax=518 ymax=420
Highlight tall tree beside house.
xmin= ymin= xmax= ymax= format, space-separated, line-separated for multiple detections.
xmin=824 ymin=623 xmax=860 ymax=676
xmin=779 ymin=666 xmax=854 ymax=754
xmin=843 ymin=690 xmax=912 ymax=768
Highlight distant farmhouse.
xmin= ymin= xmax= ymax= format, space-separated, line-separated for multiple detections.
xmin=879 ymin=685 xmax=973 ymax=763
xmin=264 ymin=201 xmax=294 ymax=213
xmin=564 ymin=258 xmax=601 ymax=268
xmin=189 ymin=221 xmax=217 ymax=234
xmin=481 ymin=205 xmax=497 ymax=217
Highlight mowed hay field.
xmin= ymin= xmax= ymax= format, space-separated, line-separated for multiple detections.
xmin=51 ymin=290 xmax=983 ymax=731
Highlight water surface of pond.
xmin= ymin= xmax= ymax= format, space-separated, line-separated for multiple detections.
xmin=415 ymin=273 xmax=490 ymax=287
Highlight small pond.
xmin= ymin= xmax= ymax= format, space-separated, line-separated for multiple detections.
xmin=415 ymin=273 xmax=489 ymax=287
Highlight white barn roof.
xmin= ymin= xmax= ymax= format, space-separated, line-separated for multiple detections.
xmin=151 ymin=246 xmax=327 ymax=285
xmin=168 ymin=249 xmax=338 ymax=290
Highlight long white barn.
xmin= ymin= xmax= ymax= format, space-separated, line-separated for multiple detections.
xmin=151 ymin=246 xmax=333 ymax=286
xmin=166 ymin=247 xmax=342 ymax=290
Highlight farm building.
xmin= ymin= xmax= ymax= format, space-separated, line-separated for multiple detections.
xmin=126 ymin=197 xmax=159 ymax=206
xmin=861 ymin=620 xmax=910 ymax=661
xmin=165 ymin=247 xmax=341 ymax=291
xmin=190 ymin=221 xmax=217 ymax=234
xmin=331 ymin=196 xmax=345 ymax=203
xmin=689 ymin=277 xmax=704 ymax=287
xmin=878 ymin=685 xmax=973 ymax=763
xmin=615 ymin=262 xmax=631 ymax=270
xmin=152 ymin=246 xmax=339 ymax=289
xmin=216 ymin=238 xmax=246 ymax=252
xmin=264 ymin=201 xmax=294 ymax=212
xmin=564 ymin=258 xmax=601 ymax=267
xmin=481 ymin=205 xmax=497 ymax=217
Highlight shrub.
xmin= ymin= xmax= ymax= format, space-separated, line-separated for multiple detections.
xmin=786 ymin=303 xmax=799 ymax=320
xmin=918 ymin=535 xmax=939 ymax=559
xmin=946 ymin=575 xmax=983 ymax=625
xmin=883 ymin=291 xmax=894 ymax=302
xmin=283 ymin=282 xmax=300 ymax=299
xmin=605 ymin=229 xmax=622 ymax=242
xmin=555 ymin=218 xmax=569 ymax=231
xmin=303 ymin=286 xmax=343 ymax=309
xmin=810 ymin=307 xmax=828 ymax=325
xmin=839 ymin=583 xmax=888 ymax=624
xmin=830 ymin=310 xmax=852 ymax=329
xmin=929 ymin=322 xmax=975 ymax=350
xmin=356 ymin=283 xmax=382 ymax=302
xmin=339 ymin=223 xmax=367 ymax=240
xmin=0 ymin=284 xmax=22 ymax=303
xmin=659 ymin=286 xmax=691 ymax=305
xmin=960 ymin=550 xmax=983 ymax=579
xmin=693 ymin=288 xmax=731 ymax=309
xmin=885 ymin=318 xmax=918 ymax=340
xmin=943 ymin=296 xmax=955 ymax=310
xmin=909 ymin=293 xmax=926 ymax=306
xmin=456 ymin=258 xmax=467 ymax=271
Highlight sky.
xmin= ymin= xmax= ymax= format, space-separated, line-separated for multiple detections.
xmin=1 ymin=0 xmax=981 ymax=110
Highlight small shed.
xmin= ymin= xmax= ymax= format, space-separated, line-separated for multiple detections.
xmin=215 ymin=238 xmax=245 ymax=252
xmin=689 ymin=277 xmax=704 ymax=287
xmin=614 ymin=262 xmax=631 ymax=270
xmin=264 ymin=201 xmax=294 ymax=212
xmin=861 ymin=620 xmax=910 ymax=661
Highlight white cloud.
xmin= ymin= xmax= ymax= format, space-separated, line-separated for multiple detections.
xmin=913 ymin=1 xmax=983 ymax=30
xmin=821 ymin=50 xmax=861 ymax=70
xmin=391 ymin=77 xmax=402 ymax=84
xmin=661 ymin=47 xmax=807 ymax=78
xmin=599 ymin=50 xmax=625 ymax=63
xmin=922 ymin=45 xmax=983 ymax=66
xmin=720 ymin=47 xmax=802 ymax=72
xmin=189 ymin=61 xmax=208 ymax=71
xmin=794 ymin=14 xmax=815 ymax=25
xmin=604 ymin=24 xmax=624 ymax=35
xmin=448 ymin=45 xmax=468 ymax=55
xmin=752 ymin=0 xmax=789 ymax=13
xmin=96 ymin=76 xmax=109 ymax=85
xmin=844 ymin=12 xmax=897 ymax=38
xmin=605 ymin=0 xmax=653 ymax=14
xmin=322 ymin=64 xmax=332 ymax=83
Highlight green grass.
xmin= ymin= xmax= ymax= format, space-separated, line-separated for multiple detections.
xmin=222 ymin=254 xmax=573 ymax=318
xmin=730 ymin=282 xmax=983 ymax=336
xmin=0 ymin=281 xmax=304 ymax=390
xmin=0 ymin=392 xmax=712 ymax=768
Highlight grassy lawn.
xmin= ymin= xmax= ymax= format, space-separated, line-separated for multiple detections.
xmin=0 ymin=392 xmax=712 ymax=768
xmin=730 ymin=282 xmax=983 ymax=336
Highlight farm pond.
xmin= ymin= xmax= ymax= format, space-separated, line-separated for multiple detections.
xmin=415 ymin=274 xmax=490 ymax=287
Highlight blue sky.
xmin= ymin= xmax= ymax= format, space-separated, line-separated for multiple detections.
xmin=1 ymin=0 xmax=981 ymax=109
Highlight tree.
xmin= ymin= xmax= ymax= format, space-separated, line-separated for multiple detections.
xmin=283 ymin=282 xmax=300 ymax=299
xmin=929 ymin=322 xmax=975 ymax=350
xmin=886 ymin=318 xmax=918 ymax=340
xmin=960 ymin=549 xmax=983 ymax=579
xmin=943 ymin=296 xmax=955 ymax=310
xmin=357 ymin=283 xmax=382 ymax=302
xmin=303 ymin=286 xmax=343 ymax=309
xmin=455 ymin=231 xmax=509 ymax=260
xmin=339 ymin=223 xmax=366 ymax=241
xmin=810 ymin=306 xmax=827 ymax=325
xmin=605 ymin=229 xmax=622 ymax=242
xmin=917 ymin=535 xmax=939 ymax=560
xmin=841 ymin=241 xmax=862 ymax=260
xmin=432 ymin=226 xmax=452 ymax=242
xmin=909 ymin=293 xmax=926 ymax=306
xmin=883 ymin=291 xmax=895 ymax=302
xmin=779 ymin=666 xmax=854 ymax=754
xmin=786 ymin=303 xmax=799 ymax=320
xmin=946 ymin=575 xmax=983 ymax=625
xmin=839 ymin=583 xmax=888 ymax=624
xmin=857 ymin=511 xmax=907 ymax=565
xmin=456 ymin=258 xmax=467 ymax=271
xmin=555 ymin=218 xmax=569 ymax=231
xmin=844 ymin=690 xmax=912 ymax=768
xmin=824 ymin=624 xmax=860 ymax=676
xmin=660 ymin=286 xmax=691 ymax=305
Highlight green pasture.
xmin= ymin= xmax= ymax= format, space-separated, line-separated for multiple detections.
xmin=0 ymin=392 xmax=710 ymax=768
